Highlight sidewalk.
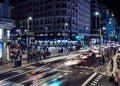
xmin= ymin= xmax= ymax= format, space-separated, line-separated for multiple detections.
xmin=94 ymin=52 xmax=120 ymax=76
xmin=0 ymin=53 xmax=63 ymax=73
xmin=0 ymin=50 xmax=80 ymax=73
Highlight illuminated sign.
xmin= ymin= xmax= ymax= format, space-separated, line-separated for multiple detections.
xmin=0 ymin=42 xmax=3 ymax=59
xmin=7 ymin=30 xmax=10 ymax=39
xmin=0 ymin=29 xmax=3 ymax=39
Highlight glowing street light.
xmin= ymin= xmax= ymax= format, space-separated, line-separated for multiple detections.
xmin=27 ymin=16 xmax=32 ymax=46
xmin=95 ymin=11 xmax=99 ymax=16
xmin=64 ymin=23 xmax=68 ymax=40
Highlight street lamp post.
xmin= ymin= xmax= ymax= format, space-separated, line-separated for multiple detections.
xmin=95 ymin=12 xmax=99 ymax=45
xmin=44 ymin=27 xmax=48 ymax=44
xmin=27 ymin=17 xmax=32 ymax=63
xmin=102 ymin=27 xmax=106 ymax=43
xmin=64 ymin=23 xmax=68 ymax=41
xmin=27 ymin=16 xmax=32 ymax=47
xmin=95 ymin=12 xmax=101 ymax=51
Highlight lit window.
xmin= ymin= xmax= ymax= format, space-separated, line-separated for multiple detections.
xmin=50 ymin=33 xmax=53 ymax=36
xmin=57 ymin=33 xmax=61 ymax=36
xmin=40 ymin=34 xmax=43 ymax=36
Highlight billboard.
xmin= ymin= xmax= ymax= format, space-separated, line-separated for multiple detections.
xmin=0 ymin=29 xmax=3 ymax=39
xmin=7 ymin=30 xmax=10 ymax=39
xmin=0 ymin=42 xmax=3 ymax=59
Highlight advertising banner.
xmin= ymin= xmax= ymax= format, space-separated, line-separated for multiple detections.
xmin=0 ymin=42 xmax=3 ymax=59
xmin=0 ymin=29 xmax=3 ymax=39
xmin=7 ymin=30 xmax=10 ymax=39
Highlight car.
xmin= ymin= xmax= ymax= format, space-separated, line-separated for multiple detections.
xmin=64 ymin=58 xmax=86 ymax=66
xmin=91 ymin=49 xmax=99 ymax=54
xmin=79 ymin=52 xmax=89 ymax=60
xmin=80 ymin=47 xmax=90 ymax=52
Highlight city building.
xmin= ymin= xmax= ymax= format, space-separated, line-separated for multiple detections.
xmin=91 ymin=0 xmax=106 ymax=44
xmin=0 ymin=0 xmax=15 ymax=60
xmin=12 ymin=0 xmax=91 ymax=44
xmin=91 ymin=0 xmax=117 ymax=44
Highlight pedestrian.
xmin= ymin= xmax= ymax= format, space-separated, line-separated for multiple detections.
xmin=96 ymin=52 xmax=102 ymax=65
xmin=38 ymin=51 xmax=41 ymax=60
xmin=114 ymin=72 xmax=120 ymax=86
xmin=10 ymin=53 xmax=14 ymax=62
xmin=109 ymin=74 xmax=114 ymax=83
xmin=110 ymin=58 xmax=114 ymax=71
xmin=114 ymin=48 xmax=116 ymax=55
xmin=43 ymin=51 xmax=46 ymax=58
xmin=28 ymin=52 xmax=32 ymax=63
xmin=33 ymin=51 xmax=37 ymax=62
xmin=117 ymin=56 xmax=120 ymax=69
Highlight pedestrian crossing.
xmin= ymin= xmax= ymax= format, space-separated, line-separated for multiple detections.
xmin=56 ymin=68 xmax=91 ymax=75
xmin=74 ymin=65 xmax=94 ymax=69
xmin=79 ymin=71 xmax=90 ymax=75
xmin=90 ymin=74 xmax=103 ymax=86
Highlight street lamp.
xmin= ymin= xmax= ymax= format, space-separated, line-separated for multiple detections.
xmin=95 ymin=12 xmax=107 ymax=65
xmin=95 ymin=11 xmax=102 ymax=51
xmin=27 ymin=17 xmax=32 ymax=63
xmin=44 ymin=27 xmax=48 ymax=43
xmin=102 ymin=27 xmax=106 ymax=30
xmin=102 ymin=27 xmax=106 ymax=43
xmin=27 ymin=16 xmax=32 ymax=46
xmin=64 ymin=23 xmax=68 ymax=41
xmin=94 ymin=11 xmax=100 ymax=44
xmin=95 ymin=12 xmax=99 ymax=16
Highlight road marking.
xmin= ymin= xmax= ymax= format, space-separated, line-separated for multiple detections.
xmin=84 ymin=66 xmax=88 ymax=68
xmin=43 ymin=54 xmax=79 ymax=63
xmin=96 ymin=76 xmax=102 ymax=80
xmin=81 ymin=72 xmax=97 ymax=86
xmin=97 ymin=75 xmax=103 ymax=79
xmin=94 ymin=79 xmax=99 ymax=81
xmin=58 ymin=75 xmax=63 ymax=78
xmin=79 ymin=72 xmax=90 ymax=75
xmin=90 ymin=74 xmax=103 ymax=86
xmin=98 ymin=74 xmax=103 ymax=77
xmin=0 ymin=65 xmax=49 ymax=82
xmin=25 ymin=66 xmax=37 ymax=69
xmin=79 ymin=66 xmax=94 ymax=69
xmin=13 ymin=70 xmax=24 ymax=73
xmin=91 ymin=83 xmax=96 ymax=86
xmin=80 ymin=72 xmax=84 ymax=74
xmin=64 ymin=73 xmax=68 ymax=75
xmin=93 ymin=81 xmax=97 ymax=84
xmin=90 ymin=67 xmax=94 ymax=69
xmin=85 ymin=72 xmax=90 ymax=75
xmin=56 ymin=69 xmax=72 ymax=73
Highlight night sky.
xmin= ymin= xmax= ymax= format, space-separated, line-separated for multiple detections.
xmin=98 ymin=0 xmax=120 ymax=25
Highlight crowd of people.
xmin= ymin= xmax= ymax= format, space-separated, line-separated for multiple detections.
xmin=9 ymin=42 xmax=82 ymax=67
xmin=109 ymin=72 xmax=120 ymax=86
xmin=108 ymin=54 xmax=120 ymax=86
xmin=27 ymin=48 xmax=51 ymax=63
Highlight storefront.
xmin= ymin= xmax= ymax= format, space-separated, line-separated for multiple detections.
xmin=0 ymin=18 xmax=15 ymax=60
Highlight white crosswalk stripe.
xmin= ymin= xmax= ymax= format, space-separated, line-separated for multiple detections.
xmin=91 ymin=83 xmax=96 ymax=86
xmin=90 ymin=74 xmax=103 ymax=86
xmin=25 ymin=66 xmax=37 ymax=69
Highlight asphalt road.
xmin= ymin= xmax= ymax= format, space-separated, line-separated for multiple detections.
xmin=0 ymin=52 xmax=111 ymax=86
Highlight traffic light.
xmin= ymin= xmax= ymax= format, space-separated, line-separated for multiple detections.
xmin=75 ymin=36 xmax=80 ymax=40
xmin=114 ymin=35 xmax=118 ymax=42
xmin=115 ymin=35 xmax=118 ymax=39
